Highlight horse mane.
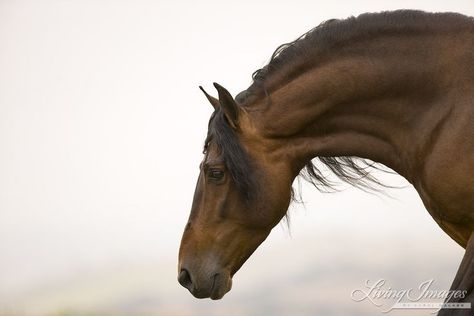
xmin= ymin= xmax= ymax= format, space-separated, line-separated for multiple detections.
xmin=235 ymin=10 xmax=473 ymax=197
xmin=236 ymin=10 xmax=473 ymax=105
xmin=204 ymin=110 xmax=258 ymax=202
xmin=210 ymin=10 xmax=473 ymax=200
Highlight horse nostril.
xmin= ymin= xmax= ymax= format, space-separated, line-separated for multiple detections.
xmin=178 ymin=268 xmax=193 ymax=290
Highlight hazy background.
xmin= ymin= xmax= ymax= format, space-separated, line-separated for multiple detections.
xmin=0 ymin=1 xmax=472 ymax=315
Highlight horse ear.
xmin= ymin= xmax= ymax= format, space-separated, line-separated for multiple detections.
xmin=213 ymin=82 xmax=239 ymax=129
xmin=199 ymin=86 xmax=220 ymax=110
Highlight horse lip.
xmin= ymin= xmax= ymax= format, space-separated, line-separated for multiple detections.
xmin=188 ymin=274 xmax=222 ymax=299
xmin=210 ymin=274 xmax=221 ymax=300
xmin=191 ymin=287 xmax=211 ymax=299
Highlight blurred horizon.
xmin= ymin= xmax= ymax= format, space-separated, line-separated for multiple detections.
xmin=0 ymin=0 xmax=472 ymax=315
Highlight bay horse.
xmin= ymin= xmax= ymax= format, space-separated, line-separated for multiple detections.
xmin=178 ymin=10 xmax=474 ymax=314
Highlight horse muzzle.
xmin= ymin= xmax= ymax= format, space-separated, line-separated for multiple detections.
xmin=178 ymin=266 xmax=232 ymax=300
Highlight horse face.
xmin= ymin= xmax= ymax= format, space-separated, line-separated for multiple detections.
xmin=177 ymin=84 xmax=293 ymax=299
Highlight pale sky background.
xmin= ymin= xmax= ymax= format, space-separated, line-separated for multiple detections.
xmin=0 ymin=1 xmax=472 ymax=315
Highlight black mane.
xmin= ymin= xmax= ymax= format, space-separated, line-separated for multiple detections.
xmin=204 ymin=110 xmax=258 ymax=201
xmin=208 ymin=10 xmax=472 ymax=200
xmin=237 ymin=10 xmax=472 ymax=104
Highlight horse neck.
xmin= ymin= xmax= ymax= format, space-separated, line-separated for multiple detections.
xmin=249 ymin=36 xmax=456 ymax=183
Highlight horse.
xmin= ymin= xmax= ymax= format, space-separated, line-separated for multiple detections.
xmin=177 ymin=10 xmax=474 ymax=314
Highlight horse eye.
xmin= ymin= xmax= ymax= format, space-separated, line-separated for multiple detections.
xmin=208 ymin=169 xmax=224 ymax=180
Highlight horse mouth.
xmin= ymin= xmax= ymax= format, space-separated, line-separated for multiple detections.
xmin=209 ymin=273 xmax=232 ymax=300
xmin=209 ymin=274 xmax=222 ymax=300
xmin=185 ymin=272 xmax=232 ymax=300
